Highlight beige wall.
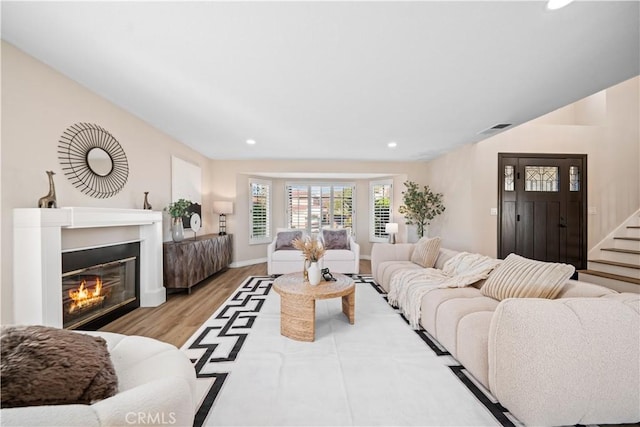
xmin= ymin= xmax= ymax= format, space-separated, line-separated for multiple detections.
xmin=423 ymin=76 xmax=640 ymax=257
xmin=3 ymin=40 xmax=637 ymax=324
xmin=0 ymin=42 xmax=430 ymax=323
xmin=1 ymin=42 xmax=213 ymax=323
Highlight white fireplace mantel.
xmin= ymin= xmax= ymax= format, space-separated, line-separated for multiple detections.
xmin=13 ymin=207 xmax=165 ymax=327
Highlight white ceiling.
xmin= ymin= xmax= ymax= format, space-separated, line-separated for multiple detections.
xmin=2 ymin=1 xmax=638 ymax=162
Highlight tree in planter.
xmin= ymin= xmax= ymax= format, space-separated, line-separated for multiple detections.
xmin=398 ymin=181 xmax=445 ymax=238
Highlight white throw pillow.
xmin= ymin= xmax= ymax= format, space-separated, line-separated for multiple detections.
xmin=410 ymin=236 xmax=441 ymax=268
xmin=481 ymin=253 xmax=575 ymax=301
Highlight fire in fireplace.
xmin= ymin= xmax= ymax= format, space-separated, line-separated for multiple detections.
xmin=68 ymin=276 xmax=105 ymax=314
xmin=62 ymin=242 xmax=140 ymax=330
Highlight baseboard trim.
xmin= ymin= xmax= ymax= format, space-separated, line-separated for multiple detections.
xmin=361 ymin=254 xmax=371 ymax=260
xmin=229 ymin=258 xmax=267 ymax=268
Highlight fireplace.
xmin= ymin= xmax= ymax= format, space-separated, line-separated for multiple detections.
xmin=62 ymin=242 xmax=140 ymax=330
xmin=13 ymin=207 xmax=164 ymax=328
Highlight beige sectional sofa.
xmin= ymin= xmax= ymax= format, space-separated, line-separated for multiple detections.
xmin=371 ymin=243 xmax=640 ymax=427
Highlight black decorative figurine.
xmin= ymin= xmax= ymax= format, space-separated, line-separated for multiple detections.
xmin=143 ymin=192 xmax=152 ymax=210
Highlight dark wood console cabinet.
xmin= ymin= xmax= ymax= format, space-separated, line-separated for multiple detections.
xmin=163 ymin=234 xmax=232 ymax=293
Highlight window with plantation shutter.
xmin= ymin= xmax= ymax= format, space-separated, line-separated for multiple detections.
xmin=370 ymin=180 xmax=392 ymax=242
xmin=287 ymin=184 xmax=308 ymax=230
xmin=250 ymin=178 xmax=271 ymax=244
xmin=286 ymin=183 xmax=355 ymax=234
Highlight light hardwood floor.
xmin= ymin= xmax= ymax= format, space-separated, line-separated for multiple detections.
xmin=100 ymin=260 xmax=371 ymax=347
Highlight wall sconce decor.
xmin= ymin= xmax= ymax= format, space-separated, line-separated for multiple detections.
xmin=385 ymin=223 xmax=398 ymax=244
xmin=212 ymin=201 xmax=233 ymax=235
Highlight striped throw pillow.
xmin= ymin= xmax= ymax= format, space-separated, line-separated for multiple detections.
xmin=410 ymin=236 xmax=442 ymax=268
xmin=481 ymin=253 xmax=575 ymax=301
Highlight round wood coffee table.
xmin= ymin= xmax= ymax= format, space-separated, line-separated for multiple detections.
xmin=273 ymin=272 xmax=355 ymax=342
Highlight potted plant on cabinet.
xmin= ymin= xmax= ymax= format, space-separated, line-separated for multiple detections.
xmin=398 ymin=181 xmax=445 ymax=239
xmin=165 ymin=198 xmax=193 ymax=242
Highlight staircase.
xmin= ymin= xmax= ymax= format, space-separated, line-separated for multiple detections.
xmin=578 ymin=211 xmax=640 ymax=293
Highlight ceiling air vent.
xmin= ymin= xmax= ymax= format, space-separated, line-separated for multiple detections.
xmin=478 ymin=123 xmax=512 ymax=135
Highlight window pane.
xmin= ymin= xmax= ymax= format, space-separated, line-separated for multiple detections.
xmin=286 ymin=184 xmax=355 ymax=234
xmin=525 ymin=166 xmax=559 ymax=192
xmin=250 ymin=181 xmax=271 ymax=242
xmin=504 ymin=165 xmax=514 ymax=192
xmin=287 ymin=185 xmax=308 ymax=230
xmin=372 ymin=184 xmax=391 ymax=238
xmin=309 ymin=186 xmax=323 ymax=233
xmin=320 ymin=186 xmax=332 ymax=229
xmin=569 ymin=166 xmax=580 ymax=192
xmin=333 ymin=185 xmax=353 ymax=230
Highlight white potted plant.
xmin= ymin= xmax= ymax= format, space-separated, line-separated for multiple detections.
xmin=165 ymin=198 xmax=193 ymax=242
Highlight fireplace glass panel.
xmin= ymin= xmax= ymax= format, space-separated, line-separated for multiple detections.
xmin=62 ymin=257 xmax=136 ymax=329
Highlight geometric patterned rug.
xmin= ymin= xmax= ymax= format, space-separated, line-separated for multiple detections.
xmin=181 ymin=276 xmax=273 ymax=427
xmin=181 ymin=275 xmax=523 ymax=427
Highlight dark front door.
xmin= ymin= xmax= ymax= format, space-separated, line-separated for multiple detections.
xmin=498 ymin=153 xmax=586 ymax=270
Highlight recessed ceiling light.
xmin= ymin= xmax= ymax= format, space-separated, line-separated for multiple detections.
xmin=547 ymin=0 xmax=574 ymax=10
xmin=387 ymin=142 xmax=397 ymax=148
xmin=246 ymin=139 xmax=256 ymax=145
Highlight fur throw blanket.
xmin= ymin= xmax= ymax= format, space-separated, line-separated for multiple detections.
xmin=1 ymin=325 xmax=118 ymax=408
xmin=388 ymin=252 xmax=502 ymax=329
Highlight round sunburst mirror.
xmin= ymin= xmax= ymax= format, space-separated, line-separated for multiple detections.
xmin=58 ymin=123 xmax=129 ymax=198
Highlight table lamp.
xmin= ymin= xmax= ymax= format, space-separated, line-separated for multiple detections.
xmin=385 ymin=223 xmax=398 ymax=244
xmin=213 ymin=201 xmax=233 ymax=235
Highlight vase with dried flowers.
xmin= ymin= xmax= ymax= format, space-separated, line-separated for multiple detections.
xmin=292 ymin=235 xmax=326 ymax=285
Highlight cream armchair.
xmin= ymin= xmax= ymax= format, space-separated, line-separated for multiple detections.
xmin=267 ymin=228 xmax=360 ymax=275
xmin=1 ymin=331 xmax=196 ymax=427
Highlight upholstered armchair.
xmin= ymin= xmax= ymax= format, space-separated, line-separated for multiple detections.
xmin=0 ymin=330 xmax=196 ymax=427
